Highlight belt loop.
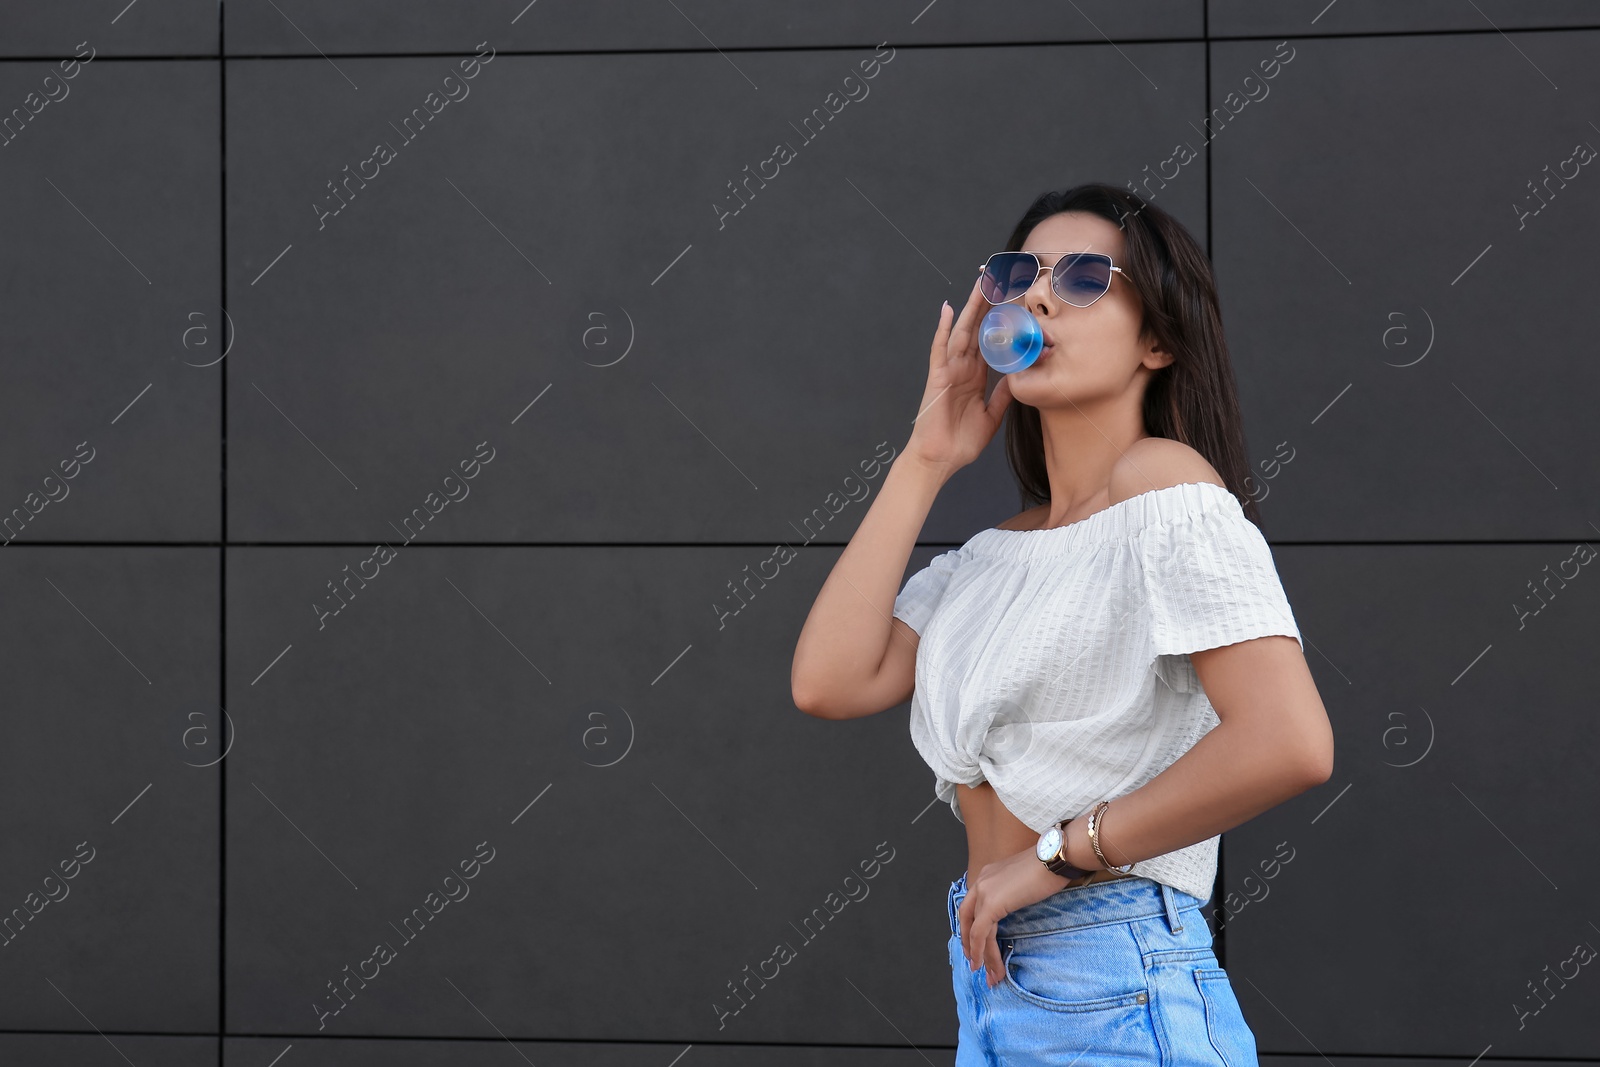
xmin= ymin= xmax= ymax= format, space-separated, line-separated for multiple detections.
xmin=948 ymin=872 xmax=965 ymax=936
xmin=1160 ymin=881 xmax=1184 ymax=935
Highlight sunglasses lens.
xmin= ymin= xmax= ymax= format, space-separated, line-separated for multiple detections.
xmin=1053 ymin=254 xmax=1112 ymax=306
xmin=979 ymin=253 xmax=1036 ymax=304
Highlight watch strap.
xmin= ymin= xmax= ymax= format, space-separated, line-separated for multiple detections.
xmin=1041 ymin=819 xmax=1095 ymax=884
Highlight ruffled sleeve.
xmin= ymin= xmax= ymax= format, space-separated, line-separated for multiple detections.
xmin=1138 ymin=493 xmax=1302 ymax=668
xmin=892 ymin=547 xmax=965 ymax=636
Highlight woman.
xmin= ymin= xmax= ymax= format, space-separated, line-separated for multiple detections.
xmin=791 ymin=183 xmax=1333 ymax=1064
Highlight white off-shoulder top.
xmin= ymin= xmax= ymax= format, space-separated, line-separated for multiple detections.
xmin=892 ymin=480 xmax=1303 ymax=903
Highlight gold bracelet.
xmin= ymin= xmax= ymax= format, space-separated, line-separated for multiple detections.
xmin=1087 ymin=800 xmax=1136 ymax=874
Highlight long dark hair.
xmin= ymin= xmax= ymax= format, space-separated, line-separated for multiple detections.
xmin=999 ymin=183 xmax=1265 ymax=528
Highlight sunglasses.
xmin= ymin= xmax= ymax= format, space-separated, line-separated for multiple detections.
xmin=976 ymin=251 xmax=1131 ymax=308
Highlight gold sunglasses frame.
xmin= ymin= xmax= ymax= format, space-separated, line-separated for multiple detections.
xmin=976 ymin=251 xmax=1130 ymax=308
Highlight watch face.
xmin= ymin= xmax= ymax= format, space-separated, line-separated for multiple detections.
xmin=1036 ymin=825 xmax=1061 ymax=861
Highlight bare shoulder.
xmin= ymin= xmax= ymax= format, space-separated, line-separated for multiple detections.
xmin=1109 ymin=437 xmax=1225 ymax=505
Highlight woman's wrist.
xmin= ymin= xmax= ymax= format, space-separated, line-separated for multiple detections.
xmin=894 ymin=447 xmax=958 ymax=490
xmin=1063 ymin=814 xmax=1100 ymax=872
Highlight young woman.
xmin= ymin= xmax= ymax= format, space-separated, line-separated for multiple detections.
xmin=791 ymin=183 xmax=1333 ymax=1065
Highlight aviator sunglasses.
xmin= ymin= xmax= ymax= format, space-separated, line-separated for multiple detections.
xmin=977 ymin=251 xmax=1130 ymax=308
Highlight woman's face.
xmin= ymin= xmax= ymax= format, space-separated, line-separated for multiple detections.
xmin=997 ymin=211 xmax=1170 ymax=409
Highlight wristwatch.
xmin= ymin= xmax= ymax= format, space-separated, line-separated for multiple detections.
xmin=1035 ymin=819 xmax=1096 ymax=886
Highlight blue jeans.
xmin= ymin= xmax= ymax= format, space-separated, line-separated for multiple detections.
xmin=947 ymin=870 xmax=1260 ymax=1065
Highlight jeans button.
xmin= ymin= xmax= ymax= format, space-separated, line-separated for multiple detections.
xmin=1136 ymin=992 xmax=1148 ymax=1004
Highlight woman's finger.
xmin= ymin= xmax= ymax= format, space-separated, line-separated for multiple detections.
xmin=985 ymin=369 xmax=1014 ymax=425
xmin=928 ymin=299 xmax=953 ymax=374
xmin=962 ymin=901 xmax=977 ymax=967
xmin=958 ymin=275 xmax=989 ymax=362
xmin=984 ymin=931 xmax=1004 ymax=988
xmin=966 ymin=914 xmax=992 ymax=972
xmin=947 ymin=275 xmax=986 ymax=365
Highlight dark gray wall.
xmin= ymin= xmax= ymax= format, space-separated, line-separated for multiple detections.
xmin=1 ymin=1 xmax=1596 ymax=1063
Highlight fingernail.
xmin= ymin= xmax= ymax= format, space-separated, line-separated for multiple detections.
xmin=942 ymin=300 xmax=949 ymax=312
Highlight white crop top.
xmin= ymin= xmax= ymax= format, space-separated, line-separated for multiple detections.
xmin=892 ymin=480 xmax=1303 ymax=904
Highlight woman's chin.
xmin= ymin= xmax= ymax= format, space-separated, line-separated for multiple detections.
xmin=1004 ymin=363 xmax=1054 ymax=392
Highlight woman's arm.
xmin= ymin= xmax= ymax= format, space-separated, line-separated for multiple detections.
xmin=1061 ymin=633 xmax=1334 ymax=872
xmin=790 ymin=451 xmax=950 ymax=719
xmin=958 ymin=637 xmax=1329 ymax=986
xmin=1066 ymin=441 xmax=1334 ymax=867
xmin=958 ymin=635 xmax=1330 ymax=985
xmin=792 ymin=282 xmax=1014 ymax=720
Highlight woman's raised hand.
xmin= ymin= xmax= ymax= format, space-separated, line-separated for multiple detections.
xmin=904 ymin=277 xmax=1015 ymax=479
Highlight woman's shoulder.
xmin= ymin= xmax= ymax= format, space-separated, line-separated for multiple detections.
xmin=1108 ymin=438 xmax=1226 ymax=504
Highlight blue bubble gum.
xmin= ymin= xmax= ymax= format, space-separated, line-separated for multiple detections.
xmin=978 ymin=303 xmax=1043 ymax=373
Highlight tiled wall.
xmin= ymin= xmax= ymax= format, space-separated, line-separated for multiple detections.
xmin=1 ymin=2 xmax=1595 ymax=1062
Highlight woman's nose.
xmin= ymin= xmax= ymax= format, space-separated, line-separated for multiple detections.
xmin=1026 ymin=269 xmax=1057 ymax=315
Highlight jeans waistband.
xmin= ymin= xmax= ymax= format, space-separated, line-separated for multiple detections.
xmin=947 ymin=869 xmax=1198 ymax=938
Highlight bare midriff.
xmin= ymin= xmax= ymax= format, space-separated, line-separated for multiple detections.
xmin=956 ymin=780 xmax=1041 ymax=883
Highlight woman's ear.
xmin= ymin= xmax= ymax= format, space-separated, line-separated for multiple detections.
xmin=1144 ymin=344 xmax=1176 ymax=372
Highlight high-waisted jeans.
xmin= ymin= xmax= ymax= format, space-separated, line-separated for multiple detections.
xmin=947 ymin=870 xmax=1260 ymax=1065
